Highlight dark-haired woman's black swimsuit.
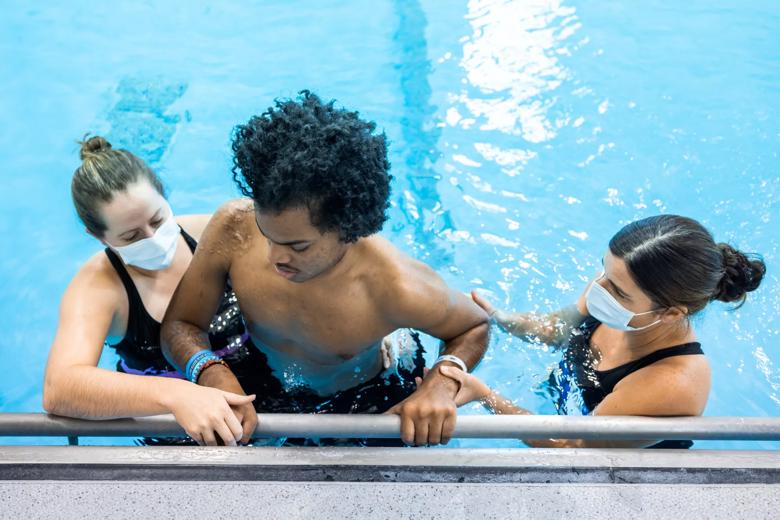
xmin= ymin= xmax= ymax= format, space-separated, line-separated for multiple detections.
xmin=550 ymin=316 xmax=704 ymax=449
xmin=105 ymin=227 xmax=270 ymax=445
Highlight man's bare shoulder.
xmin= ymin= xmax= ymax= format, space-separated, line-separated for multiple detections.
xmin=213 ymin=198 xmax=255 ymax=226
xmin=360 ymin=235 xmax=448 ymax=307
xmin=199 ymin=199 xmax=256 ymax=254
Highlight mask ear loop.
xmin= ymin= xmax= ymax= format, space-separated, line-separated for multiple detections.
xmin=626 ymin=303 xmax=672 ymax=331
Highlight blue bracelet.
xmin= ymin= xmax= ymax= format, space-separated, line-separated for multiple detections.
xmin=190 ymin=355 xmax=219 ymax=383
xmin=184 ymin=350 xmax=210 ymax=379
xmin=188 ymin=352 xmax=220 ymax=383
xmin=185 ymin=350 xmax=218 ymax=382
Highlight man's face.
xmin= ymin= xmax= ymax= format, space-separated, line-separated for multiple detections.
xmin=255 ymin=205 xmax=348 ymax=283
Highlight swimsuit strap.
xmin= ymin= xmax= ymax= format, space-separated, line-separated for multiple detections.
xmin=104 ymin=247 xmax=145 ymax=331
xmin=597 ymin=342 xmax=704 ymax=377
xmin=104 ymin=226 xmax=195 ymax=330
xmin=179 ymin=226 xmax=198 ymax=253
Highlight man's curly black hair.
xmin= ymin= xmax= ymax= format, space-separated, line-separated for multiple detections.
xmin=231 ymin=90 xmax=392 ymax=243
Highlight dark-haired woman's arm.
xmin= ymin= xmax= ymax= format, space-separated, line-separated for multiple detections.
xmin=471 ymin=289 xmax=589 ymax=348
xmin=436 ymin=364 xmax=706 ymax=449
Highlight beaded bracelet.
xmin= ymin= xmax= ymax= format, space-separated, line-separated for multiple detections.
xmin=195 ymin=359 xmax=228 ymax=383
xmin=185 ymin=350 xmax=220 ymax=383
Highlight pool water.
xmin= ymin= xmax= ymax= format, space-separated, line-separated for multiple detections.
xmin=1 ymin=0 xmax=778 ymax=448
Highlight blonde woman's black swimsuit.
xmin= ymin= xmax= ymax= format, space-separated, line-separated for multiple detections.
xmin=551 ymin=317 xmax=704 ymax=449
xmin=105 ymin=227 xmax=265 ymax=380
xmin=105 ymin=227 xmax=274 ymax=445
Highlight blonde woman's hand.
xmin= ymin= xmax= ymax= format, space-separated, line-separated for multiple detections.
xmin=167 ymin=383 xmax=256 ymax=446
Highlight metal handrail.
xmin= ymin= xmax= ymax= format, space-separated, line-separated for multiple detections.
xmin=1 ymin=413 xmax=780 ymax=440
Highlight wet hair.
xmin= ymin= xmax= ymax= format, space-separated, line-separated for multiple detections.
xmin=231 ymin=90 xmax=392 ymax=243
xmin=72 ymin=136 xmax=165 ymax=237
xmin=609 ymin=215 xmax=766 ymax=314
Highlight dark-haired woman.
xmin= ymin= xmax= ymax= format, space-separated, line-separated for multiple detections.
xmin=432 ymin=215 xmax=765 ymax=448
xmin=43 ymin=136 xmax=267 ymax=446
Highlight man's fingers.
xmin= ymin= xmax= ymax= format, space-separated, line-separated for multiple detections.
xmin=427 ymin=416 xmax=444 ymax=445
xmin=413 ymin=418 xmax=429 ymax=447
xmin=441 ymin=414 xmax=456 ymax=445
xmin=414 ymin=376 xmax=423 ymax=388
xmin=241 ymin=408 xmax=257 ymax=444
xmin=400 ymin=414 xmax=415 ymax=445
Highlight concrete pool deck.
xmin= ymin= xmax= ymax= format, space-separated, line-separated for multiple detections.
xmin=1 ymin=446 xmax=779 ymax=519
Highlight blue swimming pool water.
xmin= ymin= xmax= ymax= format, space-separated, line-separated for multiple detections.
xmin=1 ymin=0 xmax=778 ymax=448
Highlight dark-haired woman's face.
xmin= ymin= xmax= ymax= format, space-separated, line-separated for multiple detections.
xmin=597 ymin=251 xmax=664 ymax=329
xmin=255 ymin=206 xmax=348 ymax=283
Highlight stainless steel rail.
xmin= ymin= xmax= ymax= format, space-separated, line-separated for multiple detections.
xmin=2 ymin=413 xmax=780 ymax=440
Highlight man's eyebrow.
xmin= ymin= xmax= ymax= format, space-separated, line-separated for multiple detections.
xmin=254 ymin=218 xmax=310 ymax=246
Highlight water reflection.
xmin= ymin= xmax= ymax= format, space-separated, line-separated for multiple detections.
xmin=442 ymin=0 xmax=585 ymax=300
xmin=392 ymin=0 xmax=454 ymax=266
xmin=456 ymin=0 xmax=579 ymax=156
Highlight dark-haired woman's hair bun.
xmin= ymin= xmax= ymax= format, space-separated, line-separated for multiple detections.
xmin=78 ymin=135 xmax=112 ymax=160
xmin=713 ymin=243 xmax=766 ymax=305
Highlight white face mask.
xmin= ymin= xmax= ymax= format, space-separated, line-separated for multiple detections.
xmin=109 ymin=212 xmax=180 ymax=270
xmin=585 ymin=274 xmax=663 ymax=332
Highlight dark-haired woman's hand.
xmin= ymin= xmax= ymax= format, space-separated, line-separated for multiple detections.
xmin=471 ymin=290 xmax=517 ymax=333
xmin=417 ymin=366 xmax=491 ymax=407
xmin=470 ymin=290 xmax=496 ymax=316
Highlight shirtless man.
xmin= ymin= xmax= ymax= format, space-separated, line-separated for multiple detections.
xmin=161 ymin=91 xmax=489 ymax=447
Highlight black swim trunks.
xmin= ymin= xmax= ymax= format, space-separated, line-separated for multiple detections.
xmin=238 ymin=331 xmax=427 ymax=447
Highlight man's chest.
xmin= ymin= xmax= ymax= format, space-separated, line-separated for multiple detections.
xmin=229 ymin=267 xmax=392 ymax=355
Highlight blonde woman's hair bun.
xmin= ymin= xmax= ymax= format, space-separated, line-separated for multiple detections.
xmin=78 ymin=135 xmax=112 ymax=160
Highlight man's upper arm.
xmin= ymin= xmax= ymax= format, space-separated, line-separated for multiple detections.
xmin=163 ymin=206 xmax=235 ymax=331
xmin=384 ymin=260 xmax=487 ymax=341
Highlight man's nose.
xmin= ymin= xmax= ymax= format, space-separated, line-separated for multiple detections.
xmin=267 ymin=242 xmax=292 ymax=265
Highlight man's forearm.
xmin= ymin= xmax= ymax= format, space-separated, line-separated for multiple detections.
xmin=423 ymin=321 xmax=490 ymax=396
xmin=439 ymin=321 xmax=490 ymax=370
xmin=161 ymin=319 xmax=212 ymax=374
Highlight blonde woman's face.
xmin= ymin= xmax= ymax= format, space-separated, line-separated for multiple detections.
xmin=97 ymin=180 xmax=171 ymax=247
